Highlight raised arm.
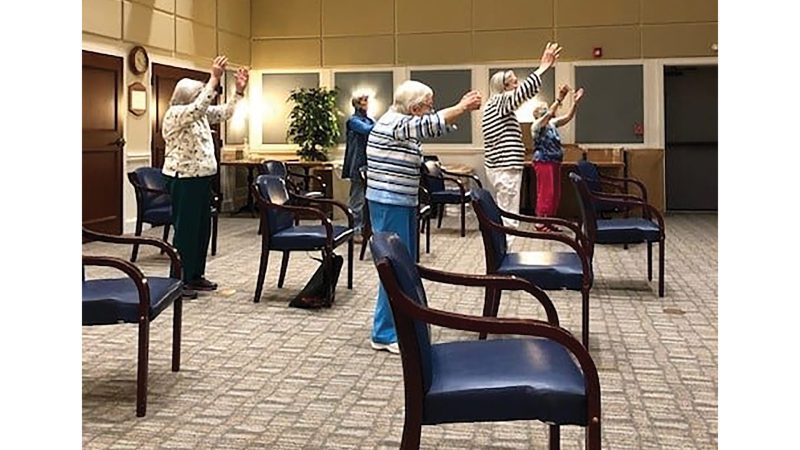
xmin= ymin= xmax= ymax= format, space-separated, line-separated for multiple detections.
xmin=207 ymin=66 xmax=249 ymax=124
xmin=497 ymin=42 xmax=561 ymax=115
xmin=393 ymin=91 xmax=482 ymax=140
xmin=348 ymin=115 xmax=375 ymax=136
xmin=165 ymin=56 xmax=227 ymax=129
xmin=553 ymin=87 xmax=584 ymax=128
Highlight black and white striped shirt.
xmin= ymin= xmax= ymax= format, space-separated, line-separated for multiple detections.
xmin=481 ymin=72 xmax=542 ymax=170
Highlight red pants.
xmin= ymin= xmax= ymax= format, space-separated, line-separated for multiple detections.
xmin=533 ymin=161 xmax=562 ymax=217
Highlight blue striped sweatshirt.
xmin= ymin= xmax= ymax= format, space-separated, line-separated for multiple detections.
xmin=365 ymin=109 xmax=448 ymax=207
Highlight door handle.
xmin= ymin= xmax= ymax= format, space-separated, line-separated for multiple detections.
xmin=112 ymin=137 xmax=126 ymax=148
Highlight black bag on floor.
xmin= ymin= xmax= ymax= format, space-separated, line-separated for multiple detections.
xmin=289 ymin=253 xmax=344 ymax=309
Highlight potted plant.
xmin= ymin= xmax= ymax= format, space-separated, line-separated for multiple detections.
xmin=287 ymin=87 xmax=340 ymax=162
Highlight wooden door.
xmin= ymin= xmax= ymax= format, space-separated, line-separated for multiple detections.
xmin=82 ymin=51 xmax=124 ymax=234
xmin=664 ymin=65 xmax=718 ymax=211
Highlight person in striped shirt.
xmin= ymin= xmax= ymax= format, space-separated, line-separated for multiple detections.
xmin=366 ymin=80 xmax=482 ymax=354
xmin=481 ymin=42 xmax=562 ymax=229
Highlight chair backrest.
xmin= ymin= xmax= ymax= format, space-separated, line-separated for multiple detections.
xmin=568 ymin=173 xmax=598 ymax=242
xmin=259 ymin=160 xmax=289 ymax=178
xmin=369 ymin=232 xmax=435 ymax=390
xmin=129 ymin=167 xmax=170 ymax=210
xmin=421 ymin=160 xmax=445 ymax=192
xmin=254 ymin=174 xmax=294 ymax=236
xmin=469 ymin=188 xmax=508 ymax=271
xmin=575 ymin=160 xmax=602 ymax=194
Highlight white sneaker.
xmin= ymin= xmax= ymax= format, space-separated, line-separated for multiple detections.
xmin=371 ymin=341 xmax=400 ymax=354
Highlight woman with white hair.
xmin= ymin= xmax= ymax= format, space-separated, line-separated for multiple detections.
xmin=481 ymin=42 xmax=561 ymax=229
xmin=530 ymin=85 xmax=585 ymax=231
xmin=161 ymin=55 xmax=249 ymax=296
xmin=366 ymin=80 xmax=482 ymax=353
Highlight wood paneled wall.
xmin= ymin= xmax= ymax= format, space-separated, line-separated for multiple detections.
xmin=251 ymin=0 xmax=717 ymax=68
xmin=83 ymin=0 xmax=251 ymax=65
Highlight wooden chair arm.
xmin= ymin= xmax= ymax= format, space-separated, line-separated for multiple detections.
xmin=289 ymin=193 xmax=354 ymax=228
xmin=498 ymin=210 xmax=589 ymax=250
xmin=588 ymin=192 xmax=665 ymax=236
xmin=599 ymin=174 xmax=648 ymax=200
xmin=82 ymin=255 xmax=151 ymax=317
xmin=417 ymin=265 xmax=559 ymax=326
xmin=441 ymin=169 xmax=483 ymax=189
xmin=82 ymin=228 xmax=182 ymax=279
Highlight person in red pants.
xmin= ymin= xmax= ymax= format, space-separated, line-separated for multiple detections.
xmin=531 ymin=85 xmax=585 ymax=231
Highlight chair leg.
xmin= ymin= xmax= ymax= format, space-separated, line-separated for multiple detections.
xmin=160 ymin=224 xmax=170 ymax=254
xmin=254 ymin=241 xmax=270 ymax=303
xmin=436 ymin=204 xmax=444 ymax=229
xmin=136 ymin=317 xmax=150 ymax=417
xmin=425 ymin=217 xmax=430 ymax=254
xmin=278 ymin=251 xmax=290 ymax=288
xmin=586 ymin=419 xmax=601 ymax=450
xmin=400 ymin=403 xmax=423 ymax=450
xmin=131 ymin=219 xmax=143 ymax=262
xmin=658 ymin=238 xmax=665 ymax=298
xmin=460 ymin=201 xmax=466 ymax=237
xmin=359 ymin=240 xmax=367 ymax=261
xmin=347 ymin=238 xmax=353 ymax=289
xmin=647 ymin=241 xmax=653 ymax=281
xmin=172 ymin=298 xmax=182 ymax=372
xmin=581 ymin=289 xmax=590 ymax=349
xmin=549 ymin=425 xmax=560 ymax=450
xmin=211 ymin=214 xmax=218 ymax=256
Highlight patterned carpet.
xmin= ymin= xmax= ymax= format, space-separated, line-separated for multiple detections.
xmin=82 ymin=212 xmax=717 ymax=449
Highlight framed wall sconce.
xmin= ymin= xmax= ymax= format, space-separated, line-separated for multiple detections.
xmin=128 ymin=82 xmax=148 ymax=116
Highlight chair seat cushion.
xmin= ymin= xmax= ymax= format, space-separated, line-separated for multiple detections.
xmin=497 ymin=252 xmax=585 ymax=290
xmin=596 ymin=218 xmax=660 ymax=244
xmin=142 ymin=206 xmax=172 ymax=225
xmin=82 ymin=277 xmax=182 ymax=325
xmin=271 ymin=225 xmax=353 ymax=250
xmin=424 ymin=338 xmax=587 ymax=426
xmin=430 ymin=189 xmax=470 ymax=204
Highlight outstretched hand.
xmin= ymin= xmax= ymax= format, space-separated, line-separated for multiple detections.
xmin=538 ymin=42 xmax=562 ymax=72
xmin=234 ymin=67 xmax=249 ymax=94
xmin=459 ymin=90 xmax=483 ymax=111
xmin=211 ymin=55 xmax=228 ymax=79
xmin=574 ymin=87 xmax=585 ymax=103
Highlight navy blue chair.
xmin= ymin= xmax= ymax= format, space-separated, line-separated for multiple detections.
xmin=369 ymin=231 xmax=601 ymax=450
xmin=470 ymin=188 xmax=594 ymax=348
xmin=574 ymin=159 xmax=648 ymax=217
xmin=569 ymin=173 xmax=666 ymax=297
xmin=127 ymin=167 xmax=219 ymax=262
xmin=420 ymin=160 xmax=482 ymax=237
xmin=82 ymin=227 xmax=183 ymax=417
xmin=258 ymin=159 xmax=327 ymax=199
xmin=251 ymin=175 xmax=354 ymax=303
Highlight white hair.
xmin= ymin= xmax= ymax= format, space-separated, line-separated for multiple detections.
xmin=351 ymin=93 xmax=369 ymax=109
xmin=489 ymin=70 xmax=514 ymax=96
xmin=532 ymin=100 xmax=549 ymax=119
xmin=170 ymin=78 xmax=205 ymax=105
xmin=391 ymin=80 xmax=433 ymax=114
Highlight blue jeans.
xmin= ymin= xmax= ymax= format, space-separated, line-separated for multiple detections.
xmin=348 ymin=176 xmax=365 ymax=233
xmin=369 ymin=200 xmax=418 ymax=345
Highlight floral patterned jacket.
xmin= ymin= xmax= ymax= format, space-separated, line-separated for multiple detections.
xmin=162 ymin=84 xmax=242 ymax=178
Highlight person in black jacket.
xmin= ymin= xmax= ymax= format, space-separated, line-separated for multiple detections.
xmin=341 ymin=94 xmax=375 ymax=241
